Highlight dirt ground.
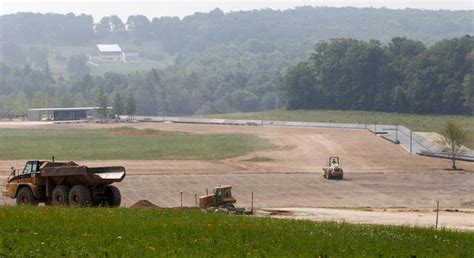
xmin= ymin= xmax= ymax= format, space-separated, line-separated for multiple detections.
xmin=0 ymin=121 xmax=473 ymax=230
xmin=1 ymin=122 xmax=472 ymax=174
xmin=263 ymin=208 xmax=474 ymax=231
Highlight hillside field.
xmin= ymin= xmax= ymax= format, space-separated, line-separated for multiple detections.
xmin=0 ymin=127 xmax=272 ymax=160
xmin=47 ymin=45 xmax=171 ymax=77
xmin=204 ymin=109 xmax=474 ymax=148
xmin=0 ymin=207 xmax=472 ymax=256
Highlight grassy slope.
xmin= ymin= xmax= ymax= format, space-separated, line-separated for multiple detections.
xmin=48 ymin=46 xmax=170 ymax=77
xmin=0 ymin=128 xmax=272 ymax=160
xmin=204 ymin=109 xmax=474 ymax=148
xmin=0 ymin=207 xmax=472 ymax=256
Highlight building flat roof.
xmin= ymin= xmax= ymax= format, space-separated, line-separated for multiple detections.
xmin=96 ymin=44 xmax=122 ymax=52
xmin=29 ymin=107 xmax=112 ymax=111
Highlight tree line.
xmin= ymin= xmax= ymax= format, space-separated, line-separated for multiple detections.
xmin=283 ymin=36 xmax=474 ymax=115
xmin=1 ymin=7 xmax=472 ymax=56
xmin=0 ymin=43 xmax=286 ymax=117
xmin=1 ymin=36 xmax=472 ymax=118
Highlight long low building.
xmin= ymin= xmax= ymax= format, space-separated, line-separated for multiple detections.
xmin=27 ymin=107 xmax=112 ymax=121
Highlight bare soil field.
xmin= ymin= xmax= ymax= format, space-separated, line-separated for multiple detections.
xmin=265 ymin=207 xmax=474 ymax=231
xmin=0 ymin=121 xmax=473 ymax=229
xmin=1 ymin=121 xmax=471 ymax=174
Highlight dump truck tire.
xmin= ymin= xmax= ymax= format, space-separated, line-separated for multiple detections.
xmin=69 ymin=185 xmax=92 ymax=207
xmin=16 ymin=187 xmax=38 ymax=206
xmin=104 ymin=185 xmax=121 ymax=207
xmin=52 ymin=185 xmax=70 ymax=206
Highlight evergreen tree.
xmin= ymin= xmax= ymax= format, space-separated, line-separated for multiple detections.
xmin=14 ymin=91 xmax=29 ymax=118
xmin=125 ymin=93 xmax=137 ymax=120
xmin=95 ymin=86 xmax=108 ymax=121
xmin=113 ymin=92 xmax=125 ymax=117
xmin=67 ymin=55 xmax=90 ymax=76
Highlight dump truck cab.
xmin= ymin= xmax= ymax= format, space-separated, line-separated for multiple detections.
xmin=199 ymin=185 xmax=236 ymax=209
xmin=3 ymin=160 xmax=126 ymax=207
xmin=3 ymin=161 xmax=45 ymax=203
xmin=8 ymin=160 xmax=42 ymax=180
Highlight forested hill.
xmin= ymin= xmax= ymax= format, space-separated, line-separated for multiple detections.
xmin=283 ymin=36 xmax=474 ymax=115
xmin=0 ymin=7 xmax=473 ymax=117
xmin=1 ymin=7 xmax=473 ymax=52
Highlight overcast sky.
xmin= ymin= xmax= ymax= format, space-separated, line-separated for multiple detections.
xmin=1 ymin=0 xmax=473 ymax=21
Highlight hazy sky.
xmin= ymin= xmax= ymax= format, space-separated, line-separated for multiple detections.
xmin=1 ymin=0 xmax=473 ymax=21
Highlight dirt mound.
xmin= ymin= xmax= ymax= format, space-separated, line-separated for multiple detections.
xmin=130 ymin=199 xmax=159 ymax=208
xmin=108 ymin=127 xmax=168 ymax=136
xmin=243 ymin=156 xmax=275 ymax=162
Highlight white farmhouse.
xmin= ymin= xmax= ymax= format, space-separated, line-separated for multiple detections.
xmin=96 ymin=44 xmax=122 ymax=61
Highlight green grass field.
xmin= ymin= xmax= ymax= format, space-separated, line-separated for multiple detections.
xmin=0 ymin=128 xmax=272 ymax=160
xmin=0 ymin=207 xmax=472 ymax=256
xmin=203 ymin=109 xmax=474 ymax=148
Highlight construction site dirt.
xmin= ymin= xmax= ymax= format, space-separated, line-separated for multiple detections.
xmin=0 ymin=122 xmax=473 ymax=230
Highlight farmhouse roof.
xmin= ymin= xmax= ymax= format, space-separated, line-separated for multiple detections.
xmin=96 ymin=44 xmax=122 ymax=52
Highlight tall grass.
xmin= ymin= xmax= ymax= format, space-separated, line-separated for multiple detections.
xmin=0 ymin=207 xmax=472 ymax=256
xmin=0 ymin=128 xmax=272 ymax=160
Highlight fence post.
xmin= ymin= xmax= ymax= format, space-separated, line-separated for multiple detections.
xmin=396 ymin=124 xmax=399 ymax=143
xmin=435 ymin=200 xmax=439 ymax=229
xmin=180 ymin=191 xmax=183 ymax=209
xmin=194 ymin=194 xmax=197 ymax=207
xmin=251 ymin=191 xmax=254 ymax=214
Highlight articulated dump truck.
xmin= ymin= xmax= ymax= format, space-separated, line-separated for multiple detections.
xmin=2 ymin=160 xmax=126 ymax=207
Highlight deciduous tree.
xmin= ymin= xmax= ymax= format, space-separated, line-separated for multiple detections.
xmin=438 ymin=121 xmax=468 ymax=170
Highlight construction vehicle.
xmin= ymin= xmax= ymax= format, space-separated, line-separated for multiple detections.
xmin=322 ymin=156 xmax=344 ymax=180
xmin=2 ymin=159 xmax=126 ymax=207
xmin=199 ymin=185 xmax=236 ymax=209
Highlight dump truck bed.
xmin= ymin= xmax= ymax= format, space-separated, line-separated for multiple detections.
xmin=41 ymin=165 xmax=126 ymax=184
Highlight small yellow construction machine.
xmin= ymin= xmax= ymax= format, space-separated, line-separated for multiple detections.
xmin=322 ymin=156 xmax=344 ymax=180
xmin=2 ymin=159 xmax=126 ymax=207
xmin=199 ymin=185 xmax=236 ymax=209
